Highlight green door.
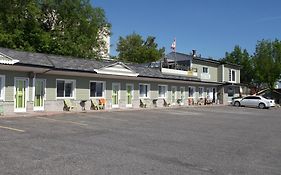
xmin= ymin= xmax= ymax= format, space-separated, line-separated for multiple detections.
xmin=34 ymin=79 xmax=45 ymax=111
xmin=126 ymin=84 xmax=133 ymax=107
xmin=15 ymin=79 xmax=27 ymax=112
xmin=112 ymin=83 xmax=120 ymax=108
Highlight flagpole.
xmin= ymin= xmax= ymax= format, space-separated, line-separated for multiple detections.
xmin=174 ymin=49 xmax=176 ymax=69
xmin=172 ymin=38 xmax=177 ymax=69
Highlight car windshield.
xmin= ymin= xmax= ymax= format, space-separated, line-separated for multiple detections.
xmin=262 ymin=96 xmax=271 ymax=100
xmin=232 ymin=97 xmax=241 ymax=100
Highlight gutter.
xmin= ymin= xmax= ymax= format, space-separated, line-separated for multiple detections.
xmin=137 ymin=75 xmax=224 ymax=86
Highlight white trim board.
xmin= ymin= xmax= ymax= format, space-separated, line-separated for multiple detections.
xmin=0 ymin=52 xmax=19 ymax=65
xmin=94 ymin=62 xmax=139 ymax=77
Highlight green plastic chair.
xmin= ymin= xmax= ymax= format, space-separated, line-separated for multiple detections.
xmin=140 ymin=99 xmax=147 ymax=108
xmin=90 ymin=99 xmax=103 ymax=110
xmin=63 ymin=99 xmax=77 ymax=111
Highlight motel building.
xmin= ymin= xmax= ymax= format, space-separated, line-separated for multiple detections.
xmin=0 ymin=47 xmax=241 ymax=115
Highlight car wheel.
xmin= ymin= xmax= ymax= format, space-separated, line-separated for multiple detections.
xmin=234 ymin=101 xmax=240 ymax=107
xmin=258 ymin=103 xmax=265 ymax=109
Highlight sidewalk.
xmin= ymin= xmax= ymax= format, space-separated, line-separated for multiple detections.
xmin=1 ymin=104 xmax=227 ymax=118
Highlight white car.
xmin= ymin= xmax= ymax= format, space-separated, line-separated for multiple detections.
xmin=232 ymin=95 xmax=275 ymax=109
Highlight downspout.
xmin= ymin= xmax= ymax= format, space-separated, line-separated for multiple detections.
xmin=222 ymin=64 xmax=224 ymax=82
xmin=221 ymin=64 xmax=225 ymax=104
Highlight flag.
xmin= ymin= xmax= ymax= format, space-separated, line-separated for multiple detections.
xmin=171 ymin=38 xmax=176 ymax=52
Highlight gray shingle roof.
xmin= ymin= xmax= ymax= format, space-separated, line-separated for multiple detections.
xmin=47 ymin=55 xmax=113 ymax=72
xmin=0 ymin=47 xmax=116 ymax=72
xmin=0 ymin=47 xmax=54 ymax=67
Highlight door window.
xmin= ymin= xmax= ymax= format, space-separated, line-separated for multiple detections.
xmin=34 ymin=79 xmax=45 ymax=107
xmin=171 ymin=86 xmax=176 ymax=103
xmin=112 ymin=84 xmax=120 ymax=105
xmin=126 ymin=84 xmax=133 ymax=105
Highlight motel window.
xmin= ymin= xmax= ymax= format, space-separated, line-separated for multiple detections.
xmin=199 ymin=87 xmax=204 ymax=97
xmin=0 ymin=75 xmax=5 ymax=100
xmin=90 ymin=81 xmax=105 ymax=97
xmin=203 ymin=67 xmax=209 ymax=73
xmin=56 ymin=79 xmax=75 ymax=98
xmin=158 ymin=85 xmax=167 ymax=98
xmin=188 ymin=86 xmax=195 ymax=98
xmin=229 ymin=69 xmax=236 ymax=82
xmin=139 ymin=84 xmax=150 ymax=98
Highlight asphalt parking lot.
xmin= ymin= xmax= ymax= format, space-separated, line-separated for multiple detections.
xmin=0 ymin=106 xmax=281 ymax=175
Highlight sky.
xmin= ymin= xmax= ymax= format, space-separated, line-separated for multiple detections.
xmin=91 ymin=0 xmax=281 ymax=59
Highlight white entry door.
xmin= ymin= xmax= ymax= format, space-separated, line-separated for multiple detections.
xmin=126 ymin=84 xmax=133 ymax=107
xmin=14 ymin=78 xmax=29 ymax=112
xmin=33 ymin=79 xmax=46 ymax=111
xmin=171 ymin=86 xmax=177 ymax=105
xmin=112 ymin=83 xmax=120 ymax=108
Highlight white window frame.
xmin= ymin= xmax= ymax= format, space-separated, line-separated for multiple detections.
xmin=171 ymin=86 xmax=177 ymax=104
xmin=56 ymin=79 xmax=76 ymax=99
xmin=112 ymin=82 xmax=121 ymax=108
xmin=89 ymin=81 xmax=106 ymax=99
xmin=206 ymin=87 xmax=216 ymax=101
xmin=139 ymin=83 xmax=150 ymax=99
xmin=203 ymin=67 xmax=209 ymax=73
xmin=32 ymin=78 xmax=47 ymax=101
xmin=206 ymin=88 xmax=211 ymax=97
xmin=126 ymin=83 xmax=134 ymax=107
xmin=0 ymin=75 xmax=5 ymax=101
xmin=228 ymin=69 xmax=236 ymax=83
xmin=158 ymin=84 xmax=168 ymax=99
xmin=188 ymin=86 xmax=195 ymax=98
xmin=126 ymin=83 xmax=134 ymax=100
xmin=199 ymin=87 xmax=204 ymax=98
xmin=180 ymin=86 xmax=185 ymax=100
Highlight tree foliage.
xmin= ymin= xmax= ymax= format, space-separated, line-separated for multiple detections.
xmin=116 ymin=33 xmax=165 ymax=63
xmin=223 ymin=40 xmax=281 ymax=90
xmin=0 ymin=0 xmax=110 ymax=59
xmin=222 ymin=45 xmax=254 ymax=85
xmin=252 ymin=40 xmax=281 ymax=89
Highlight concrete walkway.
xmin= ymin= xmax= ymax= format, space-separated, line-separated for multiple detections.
xmin=1 ymin=104 xmax=226 ymax=118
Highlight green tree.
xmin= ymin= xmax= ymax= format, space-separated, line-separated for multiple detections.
xmin=116 ymin=33 xmax=165 ymax=63
xmin=0 ymin=0 xmax=43 ymax=51
xmin=252 ymin=40 xmax=281 ymax=90
xmin=0 ymin=0 xmax=110 ymax=59
xmin=222 ymin=45 xmax=254 ymax=85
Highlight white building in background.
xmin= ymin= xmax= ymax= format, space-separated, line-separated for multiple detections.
xmin=97 ymin=26 xmax=110 ymax=59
